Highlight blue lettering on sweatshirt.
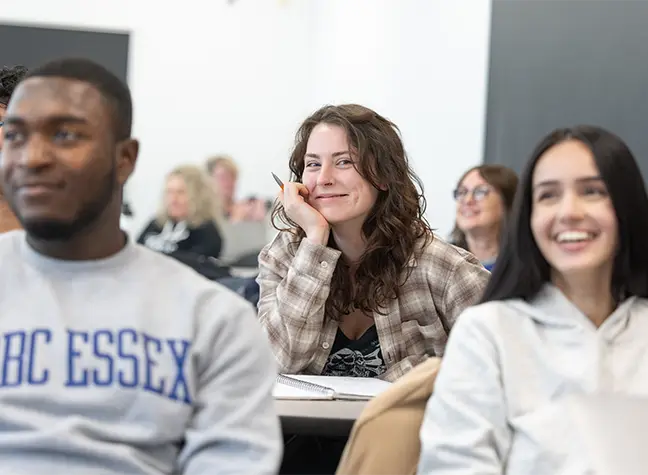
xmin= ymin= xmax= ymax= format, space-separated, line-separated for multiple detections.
xmin=2 ymin=331 xmax=26 ymax=387
xmin=66 ymin=329 xmax=89 ymax=386
xmin=0 ymin=328 xmax=192 ymax=405
xmin=117 ymin=329 xmax=139 ymax=388
xmin=28 ymin=329 xmax=51 ymax=385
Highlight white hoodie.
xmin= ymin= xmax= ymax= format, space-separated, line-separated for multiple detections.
xmin=417 ymin=284 xmax=648 ymax=475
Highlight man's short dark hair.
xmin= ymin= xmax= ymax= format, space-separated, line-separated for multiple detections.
xmin=0 ymin=65 xmax=28 ymax=106
xmin=25 ymin=58 xmax=132 ymax=140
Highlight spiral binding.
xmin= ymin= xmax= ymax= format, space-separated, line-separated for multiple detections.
xmin=276 ymin=375 xmax=334 ymax=395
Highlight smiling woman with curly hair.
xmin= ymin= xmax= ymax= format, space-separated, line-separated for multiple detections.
xmin=257 ymin=104 xmax=490 ymax=382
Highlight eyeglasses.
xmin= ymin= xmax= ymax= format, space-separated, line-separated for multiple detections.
xmin=453 ymin=185 xmax=492 ymax=202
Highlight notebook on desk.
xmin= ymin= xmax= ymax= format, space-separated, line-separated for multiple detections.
xmin=273 ymin=374 xmax=392 ymax=401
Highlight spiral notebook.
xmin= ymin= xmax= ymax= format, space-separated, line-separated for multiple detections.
xmin=273 ymin=374 xmax=392 ymax=401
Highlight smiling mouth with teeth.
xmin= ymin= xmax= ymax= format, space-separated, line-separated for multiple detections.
xmin=555 ymin=231 xmax=596 ymax=243
xmin=460 ymin=209 xmax=480 ymax=217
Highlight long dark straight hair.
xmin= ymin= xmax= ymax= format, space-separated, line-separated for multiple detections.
xmin=481 ymin=125 xmax=648 ymax=304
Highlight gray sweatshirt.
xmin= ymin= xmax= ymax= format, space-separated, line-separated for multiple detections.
xmin=418 ymin=284 xmax=648 ymax=475
xmin=0 ymin=231 xmax=282 ymax=475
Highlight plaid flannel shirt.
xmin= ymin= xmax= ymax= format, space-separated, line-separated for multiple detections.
xmin=256 ymin=231 xmax=490 ymax=382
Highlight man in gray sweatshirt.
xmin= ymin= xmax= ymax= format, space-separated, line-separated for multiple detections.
xmin=0 ymin=57 xmax=282 ymax=474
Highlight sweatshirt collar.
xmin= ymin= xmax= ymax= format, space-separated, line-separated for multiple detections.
xmin=509 ymin=283 xmax=636 ymax=337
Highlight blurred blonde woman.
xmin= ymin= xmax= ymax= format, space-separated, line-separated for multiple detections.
xmin=138 ymin=165 xmax=224 ymax=259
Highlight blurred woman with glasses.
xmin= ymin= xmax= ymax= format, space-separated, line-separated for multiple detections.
xmin=449 ymin=165 xmax=519 ymax=271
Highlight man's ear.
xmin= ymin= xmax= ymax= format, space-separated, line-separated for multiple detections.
xmin=116 ymin=138 xmax=139 ymax=186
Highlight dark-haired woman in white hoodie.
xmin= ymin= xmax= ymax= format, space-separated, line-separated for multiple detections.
xmin=418 ymin=125 xmax=648 ymax=475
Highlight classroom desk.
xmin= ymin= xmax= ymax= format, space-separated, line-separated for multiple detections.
xmin=276 ymin=399 xmax=367 ymax=437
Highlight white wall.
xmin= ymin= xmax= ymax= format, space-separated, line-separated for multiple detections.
xmin=1 ymin=0 xmax=492 ymax=238
xmin=309 ymin=0 xmax=492 ymax=236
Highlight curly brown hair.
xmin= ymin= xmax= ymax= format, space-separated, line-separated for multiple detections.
xmin=273 ymin=104 xmax=433 ymax=321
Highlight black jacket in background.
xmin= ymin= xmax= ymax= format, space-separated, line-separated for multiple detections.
xmin=137 ymin=219 xmax=222 ymax=259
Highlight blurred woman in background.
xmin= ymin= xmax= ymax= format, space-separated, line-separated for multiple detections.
xmin=449 ymin=164 xmax=518 ymax=271
xmin=138 ymin=165 xmax=223 ymax=259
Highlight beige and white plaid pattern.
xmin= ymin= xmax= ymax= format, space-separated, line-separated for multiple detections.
xmin=257 ymin=231 xmax=490 ymax=382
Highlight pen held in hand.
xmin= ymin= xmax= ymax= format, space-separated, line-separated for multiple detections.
xmin=271 ymin=172 xmax=284 ymax=191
